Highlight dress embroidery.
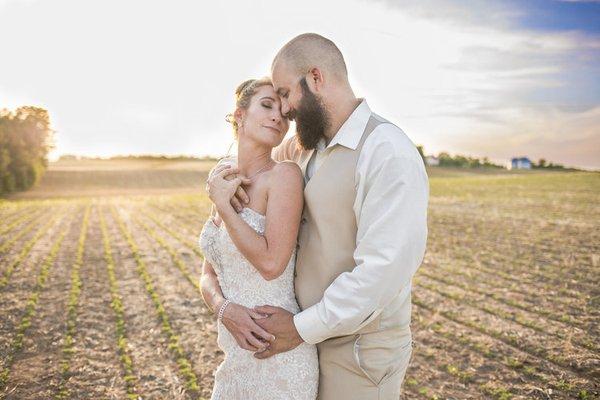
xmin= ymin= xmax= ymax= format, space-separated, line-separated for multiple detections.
xmin=199 ymin=207 xmax=319 ymax=400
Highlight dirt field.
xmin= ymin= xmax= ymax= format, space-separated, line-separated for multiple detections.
xmin=0 ymin=159 xmax=598 ymax=399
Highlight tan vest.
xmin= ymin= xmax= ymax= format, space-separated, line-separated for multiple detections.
xmin=291 ymin=115 xmax=387 ymax=336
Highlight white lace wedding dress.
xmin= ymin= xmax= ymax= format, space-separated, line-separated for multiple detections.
xmin=199 ymin=207 xmax=319 ymax=400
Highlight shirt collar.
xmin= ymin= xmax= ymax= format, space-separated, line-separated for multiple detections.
xmin=323 ymin=98 xmax=371 ymax=151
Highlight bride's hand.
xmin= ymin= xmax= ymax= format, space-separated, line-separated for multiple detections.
xmin=208 ymin=163 xmax=250 ymax=212
xmin=220 ymin=302 xmax=276 ymax=352
xmin=207 ymin=166 xmax=251 ymax=211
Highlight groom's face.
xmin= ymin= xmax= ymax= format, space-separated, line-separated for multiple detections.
xmin=272 ymin=62 xmax=330 ymax=150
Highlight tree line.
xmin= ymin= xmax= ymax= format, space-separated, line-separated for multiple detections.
xmin=531 ymin=158 xmax=571 ymax=170
xmin=417 ymin=145 xmax=504 ymax=168
xmin=59 ymin=154 xmax=218 ymax=162
xmin=0 ymin=106 xmax=54 ymax=195
xmin=416 ymin=145 xmax=575 ymax=170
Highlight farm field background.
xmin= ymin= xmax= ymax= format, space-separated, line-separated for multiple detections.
xmin=0 ymin=159 xmax=598 ymax=399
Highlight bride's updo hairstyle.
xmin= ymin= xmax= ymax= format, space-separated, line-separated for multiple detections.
xmin=226 ymin=77 xmax=273 ymax=139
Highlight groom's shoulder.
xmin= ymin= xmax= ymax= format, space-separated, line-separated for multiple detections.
xmin=365 ymin=113 xmax=422 ymax=162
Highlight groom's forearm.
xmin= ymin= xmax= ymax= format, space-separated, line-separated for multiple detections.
xmin=272 ymin=135 xmax=298 ymax=162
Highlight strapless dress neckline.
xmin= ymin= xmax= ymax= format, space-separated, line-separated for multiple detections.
xmin=209 ymin=207 xmax=265 ymax=229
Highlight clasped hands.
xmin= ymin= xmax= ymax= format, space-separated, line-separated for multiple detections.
xmin=206 ymin=163 xmax=250 ymax=212
xmin=220 ymin=302 xmax=304 ymax=359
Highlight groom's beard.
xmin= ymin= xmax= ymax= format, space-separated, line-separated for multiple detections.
xmin=291 ymin=77 xmax=331 ymax=150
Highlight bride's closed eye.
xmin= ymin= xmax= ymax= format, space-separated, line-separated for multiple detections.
xmin=261 ymin=102 xmax=273 ymax=109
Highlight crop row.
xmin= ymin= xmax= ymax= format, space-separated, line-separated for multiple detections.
xmin=133 ymin=214 xmax=201 ymax=292
xmin=428 ymin=220 xmax=596 ymax=295
xmin=0 ymin=210 xmax=68 ymax=290
xmin=0 ymin=207 xmax=45 ymax=237
xmin=55 ymin=204 xmax=91 ymax=399
xmin=0 ymin=213 xmax=73 ymax=390
xmin=412 ymin=303 xmax=592 ymax=398
xmin=413 ymin=287 xmax=597 ymax=382
xmin=0 ymin=208 xmax=49 ymax=254
xmin=426 ymin=249 xmax=587 ymax=312
xmin=138 ymin=208 xmax=204 ymax=259
xmin=110 ymin=206 xmax=201 ymax=394
xmin=419 ymin=259 xmax=589 ymax=331
xmin=98 ymin=207 xmax=140 ymax=399
xmin=415 ymin=272 xmax=597 ymax=353
xmin=148 ymin=202 xmax=209 ymax=232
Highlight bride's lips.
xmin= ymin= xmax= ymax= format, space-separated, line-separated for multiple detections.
xmin=263 ymin=125 xmax=281 ymax=134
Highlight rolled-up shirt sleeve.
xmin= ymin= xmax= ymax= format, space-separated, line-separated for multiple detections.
xmin=272 ymin=135 xmax=300 ymax=162
xmin=293 ymin=133 xmax=429 ymax=344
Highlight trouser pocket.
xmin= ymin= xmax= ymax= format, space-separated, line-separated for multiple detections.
xmin=353 ymin=329 xmax=412 ymax=387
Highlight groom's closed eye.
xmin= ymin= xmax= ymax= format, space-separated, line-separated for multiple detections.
xmin=276 ymin=88 xmax=289 ymax=99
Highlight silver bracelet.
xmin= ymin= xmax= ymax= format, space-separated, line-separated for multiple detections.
xmin=217 ymin=299 xmax=231 ymax=322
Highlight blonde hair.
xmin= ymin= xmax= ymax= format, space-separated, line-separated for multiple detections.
xmin=226 ymin=77 xmax=273 ymax=138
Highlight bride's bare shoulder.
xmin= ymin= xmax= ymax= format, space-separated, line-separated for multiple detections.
xmin=273 ymin=160 xmax=302 ymax=176
xmin=268 ymin=161 xmax=303 ymax=188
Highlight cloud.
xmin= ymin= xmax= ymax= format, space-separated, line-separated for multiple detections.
xmin=445 ymin=106 xmax=600 ymax=169
xmin=370 ymin=0 xmax=522 ymax=30
xmin=1 ymin=0 xmax=598 ymax=168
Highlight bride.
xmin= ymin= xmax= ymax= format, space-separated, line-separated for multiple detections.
xmin=198 ymin=77 xmax=319 ymax=399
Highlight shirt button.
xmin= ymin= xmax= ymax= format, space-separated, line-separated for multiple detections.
xmin=301 ymin=217 xmax=307 ymax=224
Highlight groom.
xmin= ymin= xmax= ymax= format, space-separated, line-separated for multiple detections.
xmin=226 ymin=33 xmax=427 ymax=399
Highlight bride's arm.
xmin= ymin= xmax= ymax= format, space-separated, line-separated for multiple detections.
xmin=199 ymin=258 xmax=225 ymax=314
xmin=210 ymin=162 xmax=304 ymax=281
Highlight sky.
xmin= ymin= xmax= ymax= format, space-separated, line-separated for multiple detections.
xmin=0 ymin=0 xmax=599 ymax=169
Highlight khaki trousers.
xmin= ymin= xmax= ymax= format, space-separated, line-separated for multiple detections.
xmin=317 ymin=326 xmax=412 ymax=400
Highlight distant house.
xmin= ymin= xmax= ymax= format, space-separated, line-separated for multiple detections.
xmin=510 ymin=157 xmax=532 ymax=170
xmin=425 ymin=156 xmax=439 ymax=166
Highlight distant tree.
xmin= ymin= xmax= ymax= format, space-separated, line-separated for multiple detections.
xmin=0 ymin=106 xmax=54 ymax=195
xmin=416 ymin=145 xmax=426 ymax=163
xmin=58 ymin=154 xmax=79 ymax=161
xmin=108 ymin=154 xmax=203 ymax=161
xmin=436 ymin=151 xmax=503 ymax=169
xmin=532 ymin=158 xmax=570 ymax=170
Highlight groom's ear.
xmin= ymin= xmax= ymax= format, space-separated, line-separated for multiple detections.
xmin=307 ymin=67 xmax=325 ymax=92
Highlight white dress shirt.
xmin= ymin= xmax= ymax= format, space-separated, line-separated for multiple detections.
xmin=292 ymin=99 xmax=429 ymax=344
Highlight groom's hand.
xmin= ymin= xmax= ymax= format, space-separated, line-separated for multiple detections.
xmin=252 ymin=305 xmax=304 ymax=359
xmin=221 ymin=302 xmax=276 ymax=352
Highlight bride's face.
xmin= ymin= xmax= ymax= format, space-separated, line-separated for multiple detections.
xmin=238 ymin=85 xmax=289 ymax=148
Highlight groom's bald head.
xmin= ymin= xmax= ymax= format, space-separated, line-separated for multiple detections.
xmin=272 ymin=33 xmax=348 ymax=83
